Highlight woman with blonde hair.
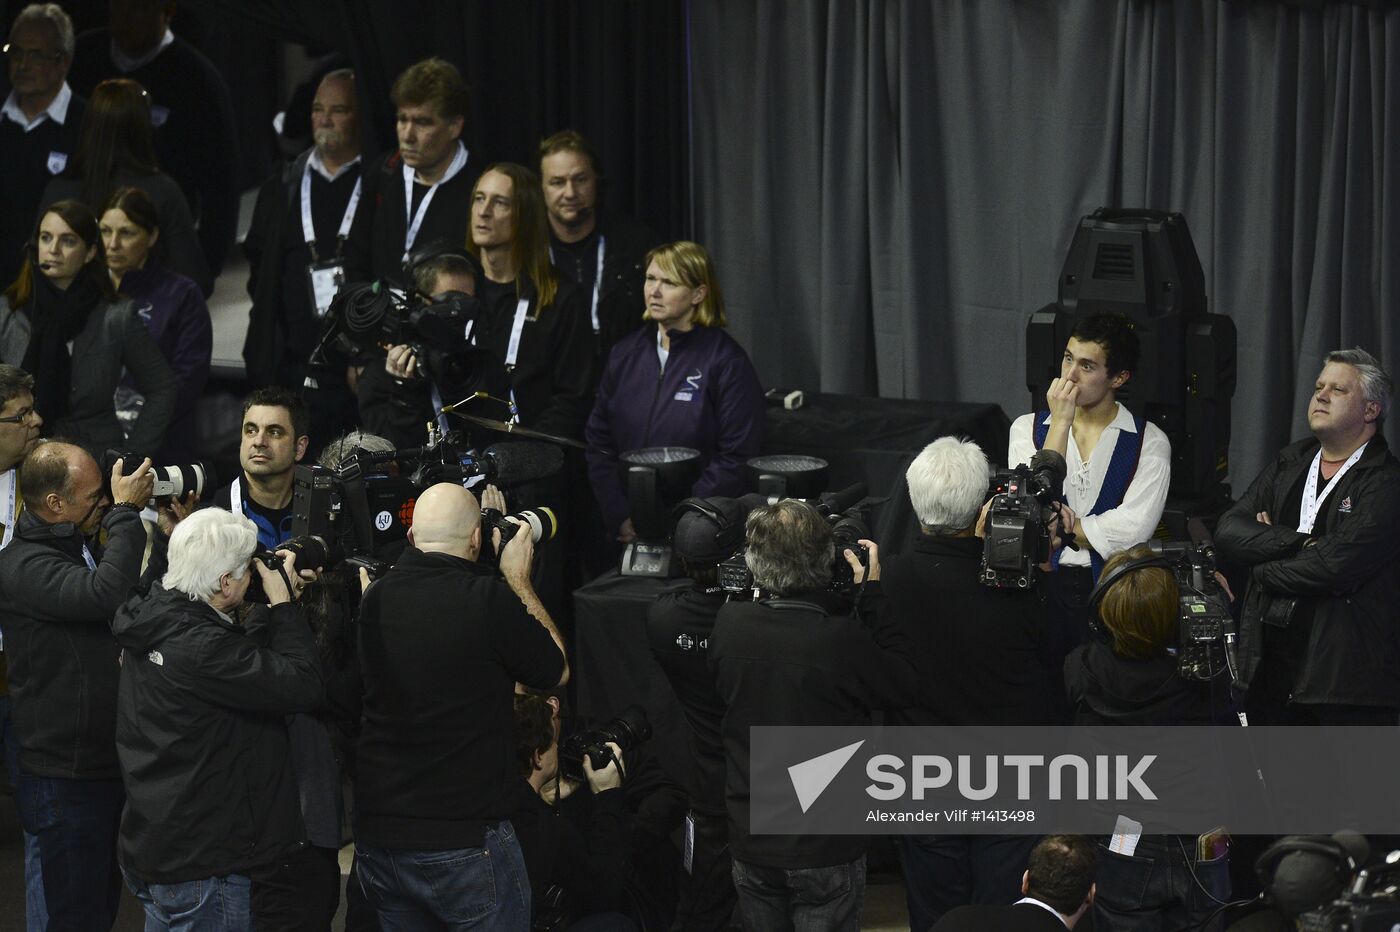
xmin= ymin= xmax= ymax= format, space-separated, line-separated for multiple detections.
xmin=585 ymin=241 xmax=765 ymax=543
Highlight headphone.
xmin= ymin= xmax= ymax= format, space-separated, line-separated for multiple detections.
xmin=1255 ymin=835 xmax=1362 ymax=916
xmin=670 ymin=497 xmax=745 ymax=557
xmin=1086 ymin=553 xmax=1176 ymax=626
xmin=403 ymin=239 xmax=483 ymax=291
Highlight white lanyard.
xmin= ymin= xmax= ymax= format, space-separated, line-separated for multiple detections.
xmin=588 ymin=235 xmax=606 ymax=333
xmin=300 ymin=162 xmax=362 ymax=261
xmin=81 ymin=542 xmax=97 ymax=571
xmin=505 ymin=298 xmax=530 ymax=369
xmin=401 ymin=142 xmax=468 ymax=260
xmin=0 ymin=467 xmax=16 ymax=549
xmin=230 ymin=475 xmax=243 ymax=514
xmin=1297 ymin=443 xmax=1367 ymax=534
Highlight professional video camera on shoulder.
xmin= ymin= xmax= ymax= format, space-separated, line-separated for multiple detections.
xmin=718 ymin=482 xmax=871 ymax=600
xmin=980 ymin=449 xmax=1078 ymax=590
xmin=1252 ymin=832 xmax=1400 ymax=932
xmin=286 ymin=427 xmax=563 ymax=577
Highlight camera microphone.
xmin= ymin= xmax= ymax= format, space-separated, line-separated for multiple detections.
xmin=480 ymin=441 xmax=564 ymax=487
xmin=817 ymin=481 xmax=867 ymax=518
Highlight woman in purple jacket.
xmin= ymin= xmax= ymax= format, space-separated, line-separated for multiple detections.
xmin=585 ymin=241 xmax=765 ymax=543
xmin=100 ymin=186 xmax=212 ymax=461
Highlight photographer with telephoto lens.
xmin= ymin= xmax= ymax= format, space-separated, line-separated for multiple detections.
xmin=112 ymin=507 xmax=323 ymax=929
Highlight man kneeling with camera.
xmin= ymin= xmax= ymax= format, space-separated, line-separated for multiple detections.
xmin=113 ymin=508 xmax=324 ymax=928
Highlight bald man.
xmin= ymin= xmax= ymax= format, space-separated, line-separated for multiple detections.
xmin=353 ymin=482 xmax=567 ymax=927
xmin=0 ymin=441 xmax=156 ymax=928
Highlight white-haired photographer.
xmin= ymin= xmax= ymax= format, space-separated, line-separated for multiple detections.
xmin=880 ymin=436 xmax=1076 ymax=930
xmin=111 ymin=508 xmax=324 ymax=930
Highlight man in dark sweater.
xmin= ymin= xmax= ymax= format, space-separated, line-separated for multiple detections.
xmin=709 ymin=499 xmax=916 ymax=932
xmin=69 ymin=0 xmax=240 ymax=277
xmin=0 ymin=4 xmax=86 ymax=287
xmin=880 ymin=436 xmax=1067 ymax=930
xmin=344 ymin=57 xmax=476 ymax=286
xmin=354 ymin=481 xmax=569 ymax=927
xmin=243 ymin=69 xmax=364 ymax=442
xmin=0 ymin=441 xmax=156 ymax=929
xmin=539 ymin=129 xmax=661 ymax=361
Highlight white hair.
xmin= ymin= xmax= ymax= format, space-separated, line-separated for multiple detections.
xmin=906 ymin=437 xmax=990 ymax=534
xmin=162 ymin=508 xmax=258 ymax=601
xmin=12 ymin=4 xmax=75 ymax=57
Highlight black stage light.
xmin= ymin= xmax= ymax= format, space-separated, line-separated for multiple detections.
xmin=745 ymin=453 xmax=829 ymax=501
xmin=618 ymin=446 xmax=702 ymax=577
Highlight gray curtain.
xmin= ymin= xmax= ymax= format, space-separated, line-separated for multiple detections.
xmin=690 ymin=0 xmax=1400 ymax=492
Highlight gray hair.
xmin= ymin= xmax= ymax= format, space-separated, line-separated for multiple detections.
xmin=12 ymin=3 xmax=75 ymax=57
xmin=744 ymin=499 xmax=834 ymax=596
xmin=163 ymin=508 xmax=258 ymax=601
xmin=319 ymin=429 xmax=395 ymax=469
xmin=1323 ymin=347 xmax=1392 ymax=420
xmin=906 ymin=436 xmax=990 ymax=534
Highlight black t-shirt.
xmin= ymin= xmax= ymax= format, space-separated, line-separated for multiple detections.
xmin=645 ymin=582 xmax=728 ymax=814
xmin=549 ymin=229 xmax=601 ymax=293
xmin=354 ymin=547 xmax=565 ymax=849
xmin=211 ymin=480 xmax=293 ymax=550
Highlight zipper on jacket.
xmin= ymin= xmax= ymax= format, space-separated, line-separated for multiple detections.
xmin=643 ymin=361 xmax=666 ymax=445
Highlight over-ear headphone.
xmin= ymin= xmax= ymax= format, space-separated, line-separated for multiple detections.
xmin=403 ymin=239 xmax=483 ymax=290
xmin=670 ymin=496 xmax=745 ymax=557
xmin=1255 ymin=834 xmax=1366 ymax=917
xmin=1087 ymin=553 xmax=1175 ymax=621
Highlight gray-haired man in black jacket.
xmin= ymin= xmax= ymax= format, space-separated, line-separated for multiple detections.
xmin=1216 ymin=347 xmax=1400 ymax=725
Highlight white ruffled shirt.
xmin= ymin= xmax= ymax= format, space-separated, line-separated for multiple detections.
xmin=1007 ymin=402 xmax=1172 ymax=567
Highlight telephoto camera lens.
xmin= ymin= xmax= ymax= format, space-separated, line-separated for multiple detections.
xmin=148 ymin=462 xmax=211 ymax=501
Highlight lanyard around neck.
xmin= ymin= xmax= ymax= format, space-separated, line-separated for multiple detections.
xmin=401 ymin=142 xmax=469 ymax=260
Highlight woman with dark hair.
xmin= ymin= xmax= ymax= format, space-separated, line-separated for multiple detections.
xmin=100 ymin=186 xmax=211 ymax=461
xmin=0 ymin=200 xmax=176 ymax=459
xmin=585 ymin=241 xmax=765 ymax=543
xmin=39 ymin=78 xmax=211 ymax=296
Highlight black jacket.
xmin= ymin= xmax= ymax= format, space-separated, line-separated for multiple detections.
xmin=1065 ymin=641 xmax=1236 ymax=725
xmin=1215 ymin=435 xmax=1400 ymax=706
xmin=0 ymin=505 xmax=149 ymax=779
xmin=511 ymin=782 xmax=633 ymax=922
xmin=708 ymin=587 xmax=917 ymax=869
xmin=112 ymin=583 xmax=324 ymax=883
xmin=880 ymin=536 xmax=1061 ymax=725
xmin=549 ymin=211 xmax=662 ymax=361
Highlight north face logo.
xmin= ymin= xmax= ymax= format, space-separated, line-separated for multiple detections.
xmin=147 ymin=650 xmax=164 ymax=666
xmin=788 ymin=740 xmax=865 ymax=813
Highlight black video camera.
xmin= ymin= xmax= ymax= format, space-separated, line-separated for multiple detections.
xmin=558 ymin=705 xmax=652 ymax=782
xmin=980 ymin=449 xmax=1075 ymax=590
xmin=1294 ymin=852 xmax=1400 ymax=931
xmin=1148 ymin=539 xmax=1238 ymax=683
xmin=319 ymin=282 xmax=509 ymax=402
xmin=718 ymin=483 xmax=871 ymax=597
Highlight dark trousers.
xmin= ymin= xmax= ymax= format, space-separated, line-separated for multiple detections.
xmin=731 ymin=854 xmax=865 ymax=932
xmin=671 ymin=809 xmax=739 ymax=931
xmin=15 ymin=772 xmax=124 ymax=931
xmin=1093 ymin=834 xmax=1231 ymax=932
xmin=250 ymin=842 xmax=343 ymax=931
xmin=1039 ymin=565 xmax=1096 ymax=721
xmin=895 ymin=834 xmax=1039 ymax=932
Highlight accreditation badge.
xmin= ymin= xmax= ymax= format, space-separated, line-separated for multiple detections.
xmin=306 ymin=261 xmax=345 ymax=318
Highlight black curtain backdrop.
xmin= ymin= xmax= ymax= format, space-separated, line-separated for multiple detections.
xmin=191 ymin=0 xmax=689 ymax=239
xmin=690 ymin=1 xmax=1400 ymax=493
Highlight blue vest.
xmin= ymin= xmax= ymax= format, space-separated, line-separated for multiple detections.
xmin=1031 ymin=410 xmax=1147 ymax=580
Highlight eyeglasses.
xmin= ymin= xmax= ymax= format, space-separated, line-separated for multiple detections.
xmin=0 ymin=407 xmax=39 ymax=425
xmin=2 ymin=44 xmax=65 ymax=66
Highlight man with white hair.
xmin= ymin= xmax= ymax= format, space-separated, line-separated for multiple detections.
xmin=880 ymin=436 xmax=1072 ymax=928
xmin=1217 ymin=347 xmax=1400 ymax=725
xmin=354 ymin=481 xmax=568 ymax=927
xmin=112 ymin=508 xmax=323 ymax=928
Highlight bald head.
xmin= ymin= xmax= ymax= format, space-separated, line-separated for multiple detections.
xmin=410 ymin=482 xmax=481 ymax=558
xmin=20 ymin=440 xmax=107 ymax=533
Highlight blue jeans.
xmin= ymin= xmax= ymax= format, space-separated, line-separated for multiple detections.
xmin=1093 ymin=834 xmax=1231 ymax=932
xmin=122 ymin=867 xmax=253 ymax=931
xmin=896 ymin=834 xmax=1039 ymax=931
xmin=15 ymin=772 xmax=123 ymax=931
xmin=731 ymin=854 xmax=866 ymax=932
xmin=0 ymin=696 xmax=49 ymax=930
xmin=356 ymin=821 xmax=532 ymax=931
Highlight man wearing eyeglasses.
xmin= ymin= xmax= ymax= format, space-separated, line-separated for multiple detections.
xmin=0 ymin=3 xmax=86 ymax=287
xmin=0 ymin=364 xmax=44 ymax=925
